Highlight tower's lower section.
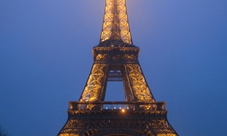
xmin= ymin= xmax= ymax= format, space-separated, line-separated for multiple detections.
xmin=58 ymin=102 xmax=178 ymax=136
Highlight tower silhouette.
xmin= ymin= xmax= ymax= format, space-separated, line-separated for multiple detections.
xmin=58 ymin=0 xmax=178 ymax=136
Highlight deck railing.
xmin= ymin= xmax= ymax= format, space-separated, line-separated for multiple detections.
xmin=69 ymin=101 xmax=166 ymax=111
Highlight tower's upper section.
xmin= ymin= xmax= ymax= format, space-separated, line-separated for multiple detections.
xmin=100 ymin=0 xmax=132 ymax=46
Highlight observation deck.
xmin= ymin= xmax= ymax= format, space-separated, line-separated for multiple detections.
xmin=59 ymin=101 xmax=176 ymax=136
xmin=69 ymin=101 xmax=166 ymax=112
xmin=67 ymin=101 xmax=168 ymax=119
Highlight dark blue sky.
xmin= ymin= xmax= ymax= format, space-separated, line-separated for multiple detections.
xmin=1 ymin=0 xmax=227 ymax=135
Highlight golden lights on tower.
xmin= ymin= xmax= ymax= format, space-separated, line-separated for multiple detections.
xmin=100 ymin=0 xmax=132 ymax=44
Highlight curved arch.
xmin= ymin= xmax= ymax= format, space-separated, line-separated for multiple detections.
xmin=84 ymin=129 xmax=153 ymax=136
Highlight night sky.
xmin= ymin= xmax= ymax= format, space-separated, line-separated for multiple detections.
xmin=1 ymin=0 xmax=227 ymax=136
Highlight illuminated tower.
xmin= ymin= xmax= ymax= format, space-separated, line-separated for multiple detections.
xmin=58 ymin=0 xmax=178 ymax=136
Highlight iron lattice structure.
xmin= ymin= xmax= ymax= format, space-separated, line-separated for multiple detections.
xmin=100 ymin=0 xmax=132 ymax=44
xmin=58 ymin=0 xmax=178 ymax=136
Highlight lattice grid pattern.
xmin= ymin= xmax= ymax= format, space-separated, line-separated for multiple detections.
xmin=100 ymin=0 xmax=132 ymax=44
xmin=125 ymin=64 xmax=155 ymax=102
xmin=80 ymin=64 xmax=107 ymax=102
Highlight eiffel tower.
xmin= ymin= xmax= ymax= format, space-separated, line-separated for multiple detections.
xmin=58 ymin=0 xmax=178 ymax=136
